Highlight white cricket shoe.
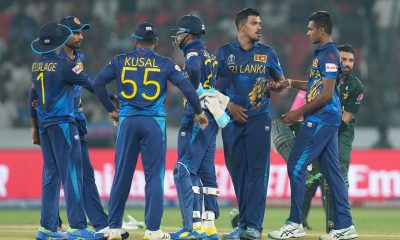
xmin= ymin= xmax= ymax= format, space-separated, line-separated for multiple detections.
xmin=143 ymin=229 xmax=171 ymax=240
xmin=108 ymin=228 xmax=129 ymax=240
xmin=319 ymin=225 xmax=358 ymax=240
xmin=268 ymin=221 xmax=306 ymax=239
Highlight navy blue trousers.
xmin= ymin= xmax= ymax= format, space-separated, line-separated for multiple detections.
xmin=108 ymin=116 xmax=166 ymax=231
xmin=39 ymin=122 xmax=86 ymax=231
xmin=287 ymin=121 xmax=353 ymax=229
xmin=222 ymin=113 xmax=271 ymax=232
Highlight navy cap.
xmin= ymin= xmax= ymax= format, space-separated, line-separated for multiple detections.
xmin=60 ymin=16 xmax=90 ymax=32
xmin=173 ymin=15 xmax=205 ymax=35
xmin=131 ymin=22 xmax=158 ymax=40
xmin=31 ymin=21 xmax=73 ymax=54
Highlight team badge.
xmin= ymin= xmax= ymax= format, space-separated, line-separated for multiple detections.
xmin=74 ymin=17 xmax=81 ymax=25
xmin=254 ymin=54 xmax=267 ymax=63
xmin=72 ymin=62 xmax=84 ymax=74
xmin=312 ymin=59 xmax=318 ymax=68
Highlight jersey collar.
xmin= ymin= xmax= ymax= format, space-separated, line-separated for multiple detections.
xmin=232 ymin=38 xmax=260 ymax=51
xmin=182 ymin=39 xmax=205 ymax=55
xmin=314 ymin=42 xmax=336 ymax=56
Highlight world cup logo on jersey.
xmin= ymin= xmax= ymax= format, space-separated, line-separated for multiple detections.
xmin=227 ymin=54 xmax=235 ymax=65
xmin=248 ymin=77 xmax=267 ymax=111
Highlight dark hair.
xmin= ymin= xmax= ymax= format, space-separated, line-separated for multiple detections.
xmin=308 ymin=11 xmax=333 ymax=34
xmin=235 ymin=8 xmax=259 ymax=30
xmin=337 ymin=44 xmax=354 ymax=54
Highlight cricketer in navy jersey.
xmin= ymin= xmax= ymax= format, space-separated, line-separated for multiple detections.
xmin=93 ymin=22 xmax=205 ymax=240
xmin=215 ymin=8 xmax=286 ymax=239
xmin=29 ymin=22 xmax=103 ymax=240
xmin=268 ymin=11 xmax=356 ymax=240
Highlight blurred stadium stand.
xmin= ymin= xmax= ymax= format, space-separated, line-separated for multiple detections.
xmin=0 ymin=0 xmax=399 ymax=148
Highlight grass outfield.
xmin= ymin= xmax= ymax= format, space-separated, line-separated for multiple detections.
xmin=0 ymin=208 xmax=399 ymax=239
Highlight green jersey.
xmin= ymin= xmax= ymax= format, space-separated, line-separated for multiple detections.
xmin=339 ymin=73 xmax=364 ymax=125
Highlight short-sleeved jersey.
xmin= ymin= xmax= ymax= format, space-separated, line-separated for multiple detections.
xmin=305 ymin=42 xmax=342 ymax=126
xmin=339 ymin=73 xmax=364 ymax=125
xmin=30 ymin=52 xmax=92 ymax=129
xmin=181 ymin=40 xmax=217 ymax=123
xmin=59 ymin=49 xmax=86 ymax=120
xmin=216 ymin=39 xmax=283 ymax=118
xmin=95 ymin=48 xmax=186 ymax=117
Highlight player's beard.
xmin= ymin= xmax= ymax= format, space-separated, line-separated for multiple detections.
xmin=341 ymin=69 xmax=351 ymax=79
xmin=66 ymin=42 xmax=80 ymax=50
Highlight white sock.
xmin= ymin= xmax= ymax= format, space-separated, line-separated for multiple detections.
xmin=193 ymin=222 xmax=202 ymax=229
xmin=203 ymin=220 xmax=214 ymax=229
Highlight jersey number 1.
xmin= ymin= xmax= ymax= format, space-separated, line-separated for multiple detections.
xmin=37 ymin=72 xmax=45 ymax=104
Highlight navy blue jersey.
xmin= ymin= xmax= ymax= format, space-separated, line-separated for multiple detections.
xmin=30 ymin=52 xmax=92 ymax=128
xmin=216 ymin=39 xmax=283 ymax=118
xmin=59 ymin=49 xmax=86 ymax=119
xmin=94 ymin=48 xmax=197 ymax=117
xmin=181 ymin=40 xmax=217 ymax=123
xmin=305 ymin=42 xmax=342 ymax=126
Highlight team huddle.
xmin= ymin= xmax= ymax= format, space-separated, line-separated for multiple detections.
xmin=29 ymin=7 xmax=363 ymax=240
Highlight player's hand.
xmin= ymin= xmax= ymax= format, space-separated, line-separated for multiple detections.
xmin=32 ymin=100 xmax=39 ymax=110
xmin=32 ymin=128 xmax=40 ymax=145
xmin=228 ymin=102 xmax=247 ymax=123
xmin=282 ymin=109 xmax=302 ymax=124
xmin=109 ymin=109 xmax=119 ymax=127
xmin=267 ymin=80 xmax=290 ymax=91
xmin=194 ymin=111 xmax=209 ymax=130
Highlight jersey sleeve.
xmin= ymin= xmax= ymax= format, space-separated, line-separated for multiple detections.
xmin=93 ymin=58 xmax=118 ymax=112
xmin=268 ymin=47 xmax=283 ymax=81
xmin=215 ymin=47 xmax=233 ymax=92
xmin=344 ymin=80 xmax=364 ymax=114
xmin=185 ymin=53 xmax=202 ymax=88
xmin=62 ymin=60 xmax=93 ymax=89
xmin=166 ymin=59 xmax=186 ymax=86
xmin=319 ymin=48 xmax=340 ymax=80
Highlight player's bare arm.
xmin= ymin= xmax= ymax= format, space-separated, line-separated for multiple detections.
xmin=342 ymin=110 xmax=354 ymax=124
xmin=283 ymin=77 xmax=334 ymax=124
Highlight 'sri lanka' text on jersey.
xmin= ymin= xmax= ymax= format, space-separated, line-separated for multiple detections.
xmin=305 ymin=42 xmax=342 ymax=126
xmin=216 ymin=39 xmax=283 ymax=118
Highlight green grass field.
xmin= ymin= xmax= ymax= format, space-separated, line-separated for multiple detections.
xmin=0 ymin=208 xmax=399 ymax=239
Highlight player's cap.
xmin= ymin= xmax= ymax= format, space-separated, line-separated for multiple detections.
xmin=60 ymin=16 xmax=90 ymax=32
xmin=131 ymin=22 xmax=158 ymax=40
xmin=173 ymin=15 xmax=205 ymax=35
xmin=31 ymin=21 xmax=73 ymax=54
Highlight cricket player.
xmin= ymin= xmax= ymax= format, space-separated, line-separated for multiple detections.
xmin=216 ymin=8 xmax=286 ymax=240
xmin=169 ymin=14 xmax=223 ymax=240
xmin=267 ymin=11 xmax=358 ymax=240
xmin=30 ymin=22 xmax=103 ymax=240
xmin=323 ymin=43 xmax=364 ymax=233
xmin=92 ymin=22 xmax=207 ymax=240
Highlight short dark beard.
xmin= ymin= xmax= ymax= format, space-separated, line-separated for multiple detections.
xmin=66 ymin=42 xmax=79 ymax=50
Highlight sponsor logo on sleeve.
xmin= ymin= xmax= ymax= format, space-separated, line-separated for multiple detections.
xmin=254 ymin=54 xmax=267 ymax=63
xmin=325 ymin=63 xmax=338 ymax=72
xmin=186 ymin=52 xmax=198 ymax=60
xmin=72 ymin=63 xmax=84 ymax=74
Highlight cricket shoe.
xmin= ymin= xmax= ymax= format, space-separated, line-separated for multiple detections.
xmin=66 ymin=227 xmax=103 ymax=240
xmin=319 ymin=225 xmax=358 ymax=240
xmin=240 ymin=227 xmax=262 ymax=240
xmin=36 ymin=227 xmax=66 ymax=240
xmin=143 ymin=229 xmax=171 ymax=240
xmin=204 ymin=225 xmax=218 ymax=240
xmin=108 ymin=228 xmax=130 ymax=240
xmin=221 ymin=227 xmax=245 ymax=240
xmin=169 ymin=226 xmax=207 ymax=239
xmin=268 ymin=221 xmax=306 ymax=239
